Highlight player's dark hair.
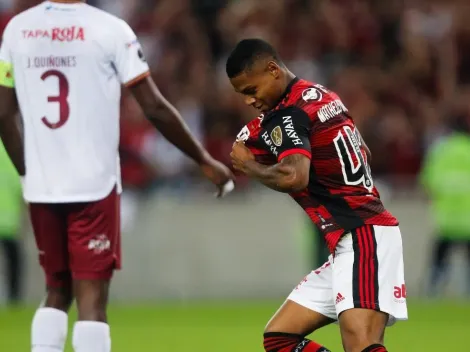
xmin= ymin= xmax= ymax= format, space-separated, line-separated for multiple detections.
xmin=226 ymin=39 xmax=283 ymax=78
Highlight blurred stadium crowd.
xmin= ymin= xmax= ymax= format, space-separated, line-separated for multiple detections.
xmin=0 ymin=0 xmax=469 ymax=190
xmin=0 ymin=0 xmax=470 ymax=305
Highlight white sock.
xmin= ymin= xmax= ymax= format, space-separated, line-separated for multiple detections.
xmin=72 ymin=321 xmax=111 ymax=352
xmin=31 ymin=307 xmax=68 ymax=352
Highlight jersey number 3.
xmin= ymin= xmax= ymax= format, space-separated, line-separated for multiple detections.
xmin=41 ymin=70 xmax=70 ymax=129
xmin=334 ymin=126 xmax=373 ymax=191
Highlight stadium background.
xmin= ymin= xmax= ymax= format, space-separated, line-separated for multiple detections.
xmin=0 ymin=0 xmax=469 ymax=351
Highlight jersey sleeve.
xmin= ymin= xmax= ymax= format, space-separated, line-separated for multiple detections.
xmin=113 ymin=20 xmax=150 ymax=87
xmin=264 ymin=106 xmax=312 ymax=162
xmin=0 ymin=21 xmax=15 ymax=88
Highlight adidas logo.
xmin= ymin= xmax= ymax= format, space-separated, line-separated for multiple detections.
xmin=335 ymin=292 xmax=345 ymax=304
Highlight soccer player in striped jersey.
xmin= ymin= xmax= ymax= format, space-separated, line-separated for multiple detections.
xmin=228 ymin=39 xmax=407 ymax=352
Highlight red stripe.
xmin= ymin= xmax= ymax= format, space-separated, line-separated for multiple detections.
xmin=370 ymin=347 xmax=386 ymax=352
xmin=358 ymin=228 xmax=365 ymax=307
xmin=264 ymin=338 xmax=291 ymax=346
xmin=263 ymin=337 xmax=296 ymax=350
xmin=278 ymin=148 xmax=311 ymax=162
xmin=367 ymin=225 xmax=376 ymax=310
xmin=250 ymin=147 xmax=270 ymax=155
xmin=362 ymin=226 xmax=371 ymax=309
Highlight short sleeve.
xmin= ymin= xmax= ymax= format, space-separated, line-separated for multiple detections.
xmin=0 ymin=21 xmax=15 ymax=88
xmin=264 ymin=107 xmax=312 ymax=162
xmin=113 ymin=20 xmax=150 ymax=87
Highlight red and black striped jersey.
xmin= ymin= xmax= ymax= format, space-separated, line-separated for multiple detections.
xmin=236 ymin=78 xmax=398 ymax=253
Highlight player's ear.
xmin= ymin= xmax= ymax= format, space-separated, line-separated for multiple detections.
xmin=267 ymin=61 xmax=280 ymax=79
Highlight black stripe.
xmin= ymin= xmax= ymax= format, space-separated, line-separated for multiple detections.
xmin=264 ymin=332 xmax=303 ymax=338
xmin=351 ymin=228 xmax=361 ymax=307
xmin=359 ymin=226 xmax=368 ymax=308
xmin=370 ymin=225 xmax=380 ymax=310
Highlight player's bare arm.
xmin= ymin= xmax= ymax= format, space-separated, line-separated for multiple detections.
xmin=231 ymin=141 xmax=309 ymax=193
xmin=0 ymin=85 xmax=24 ymax=176
xmin=130 ymin=76 xmax=234 ymax=196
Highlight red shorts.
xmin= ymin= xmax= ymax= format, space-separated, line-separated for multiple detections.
xmin=29 ymin=188 xmax=121 ymax=288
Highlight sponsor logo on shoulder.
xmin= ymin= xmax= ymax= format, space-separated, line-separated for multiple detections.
xmin=302 ymin=87 xmax=322 ymax=102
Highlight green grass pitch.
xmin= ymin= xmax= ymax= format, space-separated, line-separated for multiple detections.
xmin=0 ymin=300 xmax=468 ymax=351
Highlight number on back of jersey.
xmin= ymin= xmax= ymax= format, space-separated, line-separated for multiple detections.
xmin=334 ymin=126 xmax=373 ymax=191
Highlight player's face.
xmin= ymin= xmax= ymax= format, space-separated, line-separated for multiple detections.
xmin=230 ymin=61 xmax=284 ymax=113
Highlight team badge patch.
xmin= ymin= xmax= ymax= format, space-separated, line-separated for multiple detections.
xmin=271 ymin=126 xmax=283 ymax=147
xmin=302 ymin=88 xmax=322 ymax=102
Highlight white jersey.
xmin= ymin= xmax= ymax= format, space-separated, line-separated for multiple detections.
xmin=0 ymin=1 xmax=150 ymax=203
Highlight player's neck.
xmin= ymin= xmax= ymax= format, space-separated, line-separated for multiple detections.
xmin=285 ymin=70 xmax=296 ymax=83
xmin=281 ymin=70 xmax=297 ymax=91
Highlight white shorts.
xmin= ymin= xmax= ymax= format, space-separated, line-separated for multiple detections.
xmin=288 ymin=225 xmax=408 ymax=326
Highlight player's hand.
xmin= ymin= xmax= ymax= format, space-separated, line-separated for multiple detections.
xmin=230 ymin=141 xmax=255 ymax=174
xmin=200 ymin=156 xmax=235 ymax=198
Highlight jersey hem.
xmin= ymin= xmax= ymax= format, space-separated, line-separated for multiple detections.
xmin=23 ymin=179 xmax=120 ymax=204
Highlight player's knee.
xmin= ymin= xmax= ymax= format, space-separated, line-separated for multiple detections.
xmin=263 ymin=319 xmax=278 ymax=334
xmin=339 ymin=310 xmax=386 ymax=352
xmin=341 ymin=321 xmax=381 ymax=348
xmin=45 ymin=284 xmax=73 ymax=312
xmin=264 ymin=320 xmax=299 ymax=335
xmin=76 ymin=294 xmax=107 ymax=322
xmin=74 ymin=279 xmax=109 ymax=322
xmin=340 ymin=323 xmax=384 ymax=352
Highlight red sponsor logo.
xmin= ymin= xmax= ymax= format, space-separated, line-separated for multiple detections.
xmin=393 ymin=284 xmax=407 ymax=299
xmin=22 ymin=27 xmax=85 ymax=42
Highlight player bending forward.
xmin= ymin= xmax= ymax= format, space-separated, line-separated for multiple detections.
xmin=0 ymin=1 xmax=233 ymax=352
xmin=228 ymin=39 xmax=407 ymax=352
